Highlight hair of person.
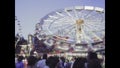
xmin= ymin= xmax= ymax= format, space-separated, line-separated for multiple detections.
xmin=72 ymin=57 xmax=86 ymax=68
xmin=60 ymin=57 xmax=65 ymax=62
xmin=27 ymin=56 xmax=37 ymax=66
xmin=46 ymin=56 xmax=59 ymax=68
xmin=17 ymin=56 xmax=24 ymax=62
xmin=88 ymin=51 xmax=98 ymax=59
xmin=43 ymin=53 xmax=47 ymax=59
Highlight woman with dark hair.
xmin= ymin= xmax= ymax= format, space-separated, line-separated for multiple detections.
xmin=72 ymin=57 xmax=86 ymax=68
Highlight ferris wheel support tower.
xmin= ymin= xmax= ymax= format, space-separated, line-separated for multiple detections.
xmin=76 ymin=19 xmax=84 ymax=43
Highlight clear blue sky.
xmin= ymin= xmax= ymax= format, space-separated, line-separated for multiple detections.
xmin=15 ymin=0 xmax=105 ymax=39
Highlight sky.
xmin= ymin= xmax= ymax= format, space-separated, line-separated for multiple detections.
xmin=15 ymin=0 xmax=105 ymax=39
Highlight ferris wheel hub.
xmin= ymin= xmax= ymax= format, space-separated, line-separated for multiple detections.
xmin=76 ymin=19 xmax=84 ymax=25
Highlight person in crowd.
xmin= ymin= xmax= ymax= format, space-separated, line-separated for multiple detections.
xmin=15 ymin=55 xmax=19 ymax=64
xmin=27 ymin=56 xmax=38 ymax=68
xmin=23 ymin=56 xmax=28 ymax=68
xmin=15 ymin=56 xmax=24 ymax=68
xmin=86 ymin=51 xmax=102 ymax=68
xmin=37 ymin=56 xmax=42 ymax=62
xmin=37 ymin=53 xmax=48 ymax=68
xmin=15 ymin=45 xmax=21 ymax=54
xmin=30 ymin=47 xmax=36 ymax=56
xmin=44 ymin=56 xmax=59 ymax=68
xmin=70 ymin=56 xmax=76 ymax=68
xmin=20 ymin=49 xmax=26 ymax=58
xmin=57 ymin=56 xmax=66 ymax=68
xmin=72 ymin=57 xmax=86 ymax=68
xmin=65 ymin=59 xmax=71 ymax=68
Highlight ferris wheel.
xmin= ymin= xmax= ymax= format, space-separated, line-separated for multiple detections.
xmin=36 ymin=6 xmax=105 ymax=45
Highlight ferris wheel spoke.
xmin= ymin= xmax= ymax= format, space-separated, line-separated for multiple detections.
xmin=84 ymin=22 xmax=100 ymax=27
xmin=83 ymin=25 xmax=104 ymax=38
xmin=48 ymin=20 xmax=62 ymax=29
xmin=49 ymin=23 xmax=75 ymax=36
xmin=48 ymin=16 xmax=73 ymax=29
xmin=49 ymin=20 xmax=75 ymax=29
xmin=86 ymin=27 xmax=104 ymax=34
xmin=78 ymin=10 xmax=89 ymax=19
xmin=85 ymin=19 xmax=104 ymax=26
xmin=58 ymin=25 xmax=75 ymax=35
xmin=82 ymin=30 xmax=94 ymax=43
xmin=77 ymin=10 xmax=86 ymax=18
xmin=85 ymin=18 xmax=104 ymax=40
xmin=48 ymin=15 xmax=59 ymax=19
xmin=84 ymin=12 xmax=101 ymax=20
xmin=73 ymin=8 xmax=79 ymax=19
xmin=56 ymin=11 xmax=65 ymax=17
xmin=84 ymin=22 xmax=101 ymax=31
xmin=50 ymin=23 xmax=75 ymax=31
xmin=64 ymin=10 xmax=76 ymax=22
xmin=90 ymin=31 xmax=102 ymax=41
xmin=64 ymin=26 xmax=75 ymax=35
xmin=55 ymin=24 xmax=75 ymax=36
xmin=83 ymin=26 xmax=103 ymax=41
xmin=83 ymin=10 xmax=93 ymax=19
xmin=83 ymin=11 xmax=95 ymax=19
xmin=63 ymin=23 xmax=75 ymax=28
xmin=99 ymin=13 xmax=105 ymax=23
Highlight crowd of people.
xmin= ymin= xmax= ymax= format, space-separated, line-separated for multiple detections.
xmin=15 ymin=51 xmax=105 ymax=68
xmin=15 ymin=34 xmax=105 ymax=68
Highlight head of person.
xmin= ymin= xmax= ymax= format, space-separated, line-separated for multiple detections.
xmin=87 ymin=52 xmax=102 ymax=68
xmin=60 ymin=57 xmax=65 ymax=62
xmin=17 ymin=56 xmax=24 ymax=62
xmin=87 ymin=51 xmax=98 ymax=60
xmin=46 ymin=56 xmax=59 ymax=68
xmin=72 ymin=57 xmax=86 ymax=68
xmin=43 ymin=53 xmax=47 ymax=59
xmin=27 ymin=56 xmax=37 ymax=66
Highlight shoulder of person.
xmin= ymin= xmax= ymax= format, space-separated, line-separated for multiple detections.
xmin=43 ymin=66 xmax=49 ymax=68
